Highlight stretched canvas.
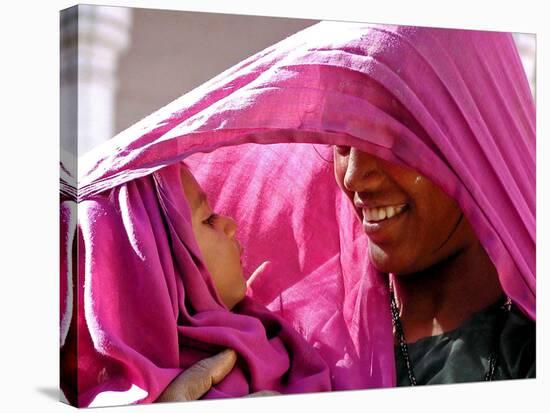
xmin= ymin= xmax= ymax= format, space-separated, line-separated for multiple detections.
xmin=60 ymin=4 xmax=536 ymax=408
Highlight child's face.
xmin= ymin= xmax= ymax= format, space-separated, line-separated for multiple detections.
xmin=180 ymin=166 xmax=246 ymax=309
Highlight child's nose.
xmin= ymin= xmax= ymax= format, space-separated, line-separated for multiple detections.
xmin=221 ymin=215 xmax=237 ymax=238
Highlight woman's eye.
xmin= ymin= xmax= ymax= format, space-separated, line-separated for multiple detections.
xmin=335 ymin=145 xmax=350 ymax=156
xmin=204 ymin=214 xmax=219 ymax=226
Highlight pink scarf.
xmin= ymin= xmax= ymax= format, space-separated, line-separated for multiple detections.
xmin=64 ymin=21 xmax=535 ymax=404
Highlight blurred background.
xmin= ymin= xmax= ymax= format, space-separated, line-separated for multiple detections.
xmin=60 ymin=5 xmax=536 ymax=158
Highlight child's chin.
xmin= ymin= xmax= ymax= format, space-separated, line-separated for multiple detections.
xmin=226 ymin=277 xmax=247 ymax=310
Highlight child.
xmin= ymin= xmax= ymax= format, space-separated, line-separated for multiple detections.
xmin=178 ymin=165 xmax=247 ymax=311
xmin=60 ymin=162 xmax=331 ymax=407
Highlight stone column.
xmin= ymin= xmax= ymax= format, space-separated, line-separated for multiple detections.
xmin=60 ymin=5 xmax=133 ymax=158
xmin=513 ymin=33 xmax=536 ymax=99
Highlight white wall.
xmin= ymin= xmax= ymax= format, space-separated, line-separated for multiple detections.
xmin=114 ymin=9 xmax=316 ymax=134
xmin=61 ymin=7 xmax=536 ymax=155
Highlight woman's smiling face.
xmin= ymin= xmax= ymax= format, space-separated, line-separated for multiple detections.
xmin=180 ymin=165 xmax=246 ymax=309
xmin=333 ymin=146 xmax=477 ymax=275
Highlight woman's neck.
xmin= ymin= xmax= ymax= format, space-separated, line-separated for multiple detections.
xmin=392 ymin=241 xmax=503 ymax=343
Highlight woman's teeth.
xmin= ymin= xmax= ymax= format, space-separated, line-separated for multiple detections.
xmin=364 ymin=204 xmax=407 ymax=222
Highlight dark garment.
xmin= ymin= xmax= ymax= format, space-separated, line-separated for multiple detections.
xmin=395 ymin=299 xmax=536 ymax=386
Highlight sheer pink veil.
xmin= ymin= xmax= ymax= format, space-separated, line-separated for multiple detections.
xmin=71 ymin=22 xmax=535 ymax=396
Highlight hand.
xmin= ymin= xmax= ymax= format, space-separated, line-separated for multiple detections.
xmin=156 ymin=348 xmax=281 ymax=403
xmin=156 ymin=349 xmax=237 ymax=402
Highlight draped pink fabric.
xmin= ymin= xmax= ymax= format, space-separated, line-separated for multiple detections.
xmin=61 ymin=162 xmax=331 ymax=407
xmin=64 ymin=22 xmax=535 ymax=405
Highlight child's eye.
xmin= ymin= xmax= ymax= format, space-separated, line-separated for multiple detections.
xmin=204 ymin=213 xmax=219 ymax=226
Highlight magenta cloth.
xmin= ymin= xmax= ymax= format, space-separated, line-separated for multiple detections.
xmin=66 ymin=22 xmax=535 ymax=403
xmin=62 ymin=162 xmax=331 ymax=407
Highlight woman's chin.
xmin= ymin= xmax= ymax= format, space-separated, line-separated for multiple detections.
xmin=368 ymin=243 xmax=410 ymax=275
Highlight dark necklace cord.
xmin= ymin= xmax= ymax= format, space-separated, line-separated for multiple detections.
xmin=484 ymin=297 xmax=512 ymax=381
xmin=389 ymin=280 xmax=511 ymax=386
xmin=389 ymin=281 xmax=417 ymax=386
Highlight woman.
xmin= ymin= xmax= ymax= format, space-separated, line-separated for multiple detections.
xmin=68 ymin=21 xmax=535 ymax=401
xmin=332 ymin=147 xmax=535 ymax=384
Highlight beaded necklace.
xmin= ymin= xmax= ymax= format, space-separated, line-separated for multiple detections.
xmin=389 ymin=281 xmax=512 ymax=386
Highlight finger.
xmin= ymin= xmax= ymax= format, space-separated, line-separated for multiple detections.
xmin=246 ymin=261 xmax=271 ymax=289
xmin=243 ymin=390 xmax=280 ymax=398
xmin=157 ymin=349 xmax=237 ymax=402
xmin=205 ymin=349 xmax=238 ymax=384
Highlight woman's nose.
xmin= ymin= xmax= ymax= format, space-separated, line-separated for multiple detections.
xmin=343 ymin=148 xmax=384 ymax=192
